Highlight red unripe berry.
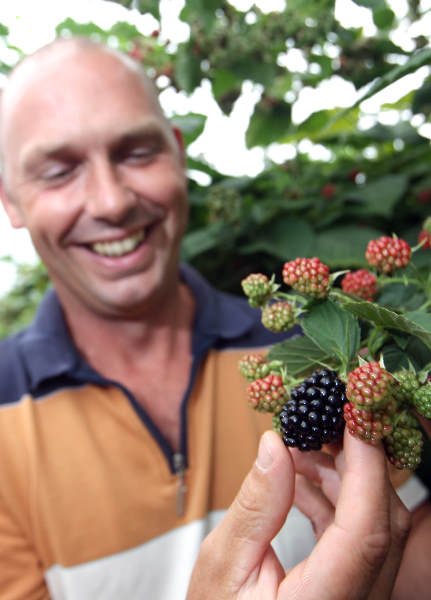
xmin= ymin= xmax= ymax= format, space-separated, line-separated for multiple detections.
xmin=341 ymin=269 xmax=377 ymax=301
xmin=365 ymin=236 xmax=411 ymax=273
xmin=344 ymin=401 xmax=394 ymax=444
xmin=282 ymin=257 xmax=330 ymax=298
xmin=418 ymin=229 xmax=431 ymax=249
xmin=347 ymin=362 xmax=396 ymax=410
xmin=321 ymin=183 xmax=336 ymax=198
xmin=247 ymin=374 xmax=287 ymax=413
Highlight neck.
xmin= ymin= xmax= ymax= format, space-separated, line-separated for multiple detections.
xmin=57 ymin=279 xmax=195 ymax=375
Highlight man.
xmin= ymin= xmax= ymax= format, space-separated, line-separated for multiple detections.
xmin=0 ymin=37 xmax=428 ymax=599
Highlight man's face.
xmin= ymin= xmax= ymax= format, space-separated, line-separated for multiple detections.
xmin=0 ymin=46 xmax=189 ymax=318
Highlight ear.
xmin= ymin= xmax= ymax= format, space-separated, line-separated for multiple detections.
xmin=0 ymin=178 xmax=25 ymax=228
xmin=172 ymin=126 xmax=186 ymax=167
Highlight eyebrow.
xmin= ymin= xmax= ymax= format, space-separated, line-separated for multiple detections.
xmin=20 ymin=120 xmax=168 ymax=171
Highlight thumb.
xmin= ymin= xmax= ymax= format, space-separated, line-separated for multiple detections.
xmin=207 ymin=430 xmax=296 ymax=590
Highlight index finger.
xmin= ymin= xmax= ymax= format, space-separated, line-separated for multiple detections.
xmin=281 ymin=430 xmax=395 ymax=600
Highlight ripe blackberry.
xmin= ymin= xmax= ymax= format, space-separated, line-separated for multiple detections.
xmin=279 ymin=369 xmax=347 ymax=451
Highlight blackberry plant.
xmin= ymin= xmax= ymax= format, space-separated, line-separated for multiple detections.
xmin=238 ymin=232 xmax=431 ymax=469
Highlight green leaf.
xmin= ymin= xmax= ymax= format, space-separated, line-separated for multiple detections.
xmin=170 ymin=113 xmax=206 ymax=146
xmin=339 ymin=297 xmax=431 ymax=350
xmin=180 ymin=0 xmax=223 ymax=31
xmin=230 ymin=60 xmax=277 ymax=87
xmin=382 ymin=344 xmax=411 ymax=372
xmin=240 ymin=216 xmax=314 ymax=259
xmin=382 ymin=338 xmax=431 ymax=372
xmin=137 ymin=0 xmax=160 ymax=19
xmin=282 ymin=107 xmax=359 ymax=143
xmin=373 ymin=7 xmax=395 ymax=29
xmin=174 ymin=44 xmax=202 ymax=93
xmin=349 ymin=174 xmax=408 ymax=217
xmin=412 ymin=81 xmax=431 ymax=115
xmin=301 ymin=300 xmax=361 ymax=363
xmin=352 ymin=0 xmax=385 ymax=7
xmin=314 ymin=225 xmax=384 ymax=268
xmin=0 ymin=23 xmax=9 ymax=36
xmin=267 ymin=335 xmax=332 ymax=377
xmin=180 ymin=222 xmax=227 ymax=261
xmin=354 ymin=48 xmax=431 ymax=107
xmin=403 ymin=311 xmax=431 ymax=332
xmin=211 ymin=69 xmax=241 ymax=100
xmin=246 ymin=101 xmax=292 ymax=148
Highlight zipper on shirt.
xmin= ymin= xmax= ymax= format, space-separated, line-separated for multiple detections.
xmin=173 ymin=452 xmax=187 ymax=517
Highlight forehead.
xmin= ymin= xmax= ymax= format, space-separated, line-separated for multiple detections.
xmin=1 ymin=46 xmax=167 ymax=160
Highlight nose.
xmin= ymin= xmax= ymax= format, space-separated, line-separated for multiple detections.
xmin=85 ymin=157 xmax=137 ymax=223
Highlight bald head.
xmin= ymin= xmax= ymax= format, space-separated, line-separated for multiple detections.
xmin=0 ymin=36 xmax=169 ymax=182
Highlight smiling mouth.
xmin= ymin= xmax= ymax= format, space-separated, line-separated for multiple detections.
xmin=90 ymin=229 xmax=146 ymax=257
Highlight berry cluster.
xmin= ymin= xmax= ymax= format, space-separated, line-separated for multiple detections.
xmin=247 ymin=373 xmax=288 ymax=414
xmin=238 ymin=353 xmax=270 ymax=382
xmin=261 ymin=301 xmax=295 ymax=333
xmin=279 ymin=369 xmax=347 ymax=451
xmin=238 ymin=233 xmax=430 ymax=470
xmin=282 ymin=257 xmax=330 ymax=299
xmin=341 ymin=269 xmax=377 ymax=301
xmin=344 ymin=363 xmax=430 ymax=467
xmin=241 ymin=273 xmax=274 ymax=307
xmin=365 ymin=235 xmax=411 ymax=273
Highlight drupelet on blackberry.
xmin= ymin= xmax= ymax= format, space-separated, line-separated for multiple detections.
xmin=279 ymin=369 xmax=347 ymax=451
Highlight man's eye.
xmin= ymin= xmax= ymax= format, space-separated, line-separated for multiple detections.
xmin=124 ymin=146 xmax=157 ymax=163
xmin=41 ymin=164 xmax=74 ymax=181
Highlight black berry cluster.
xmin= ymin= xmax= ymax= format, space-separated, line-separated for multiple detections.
xmin=279 ymin=369 xmax=347 ymax=451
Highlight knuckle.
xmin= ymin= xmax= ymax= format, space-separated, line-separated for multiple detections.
xmin=358 ymin=529 xmax=392 ymax=570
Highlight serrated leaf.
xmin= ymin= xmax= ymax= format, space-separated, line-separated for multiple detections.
xmin=267 ymin=335 xmax=331 ymax=377
xmin=404 ymin=311 xmax=431 ymax=332
xmin=301 ymin=300 xmax=361 ymax=363
xmin=339 ymin=298 xmax=431 ymax=349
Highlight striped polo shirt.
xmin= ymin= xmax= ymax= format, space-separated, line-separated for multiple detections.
xmin=0 ymin=264 xmax=316 ymax=599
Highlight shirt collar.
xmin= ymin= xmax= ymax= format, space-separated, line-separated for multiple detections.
xmin=17 ymin=264 xmax=256 ymax=391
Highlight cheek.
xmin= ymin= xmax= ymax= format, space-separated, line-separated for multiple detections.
xmin=16 ymin=191 xmax=82 ymax=242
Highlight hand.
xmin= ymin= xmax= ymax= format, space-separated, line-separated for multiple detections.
xmin=186 ymin=429 xmax=411 ymax=600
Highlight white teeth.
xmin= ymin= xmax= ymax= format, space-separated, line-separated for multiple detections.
xmin=91 ymin=229 xmax=146 ymax=256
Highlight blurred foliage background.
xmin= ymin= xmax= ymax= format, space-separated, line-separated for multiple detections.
xmin=0 ymin=0 xmax=430 ymax=337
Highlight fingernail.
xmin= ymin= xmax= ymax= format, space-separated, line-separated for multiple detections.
xmin=256 ymin=434 xmax=274 ymax=471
